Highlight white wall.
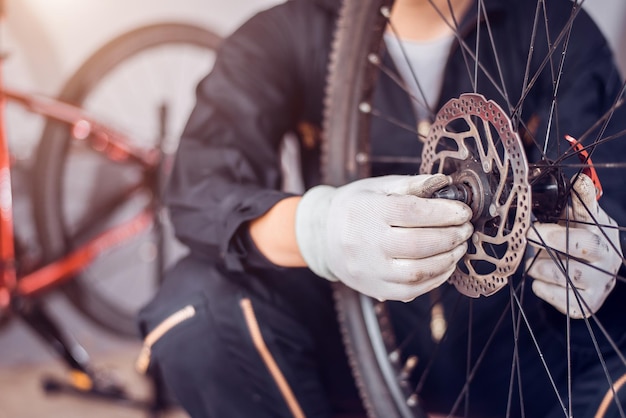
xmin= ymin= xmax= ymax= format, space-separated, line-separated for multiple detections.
xmin=3 ymin=0 xmax=625 ymax=159
xmin=6 ymin=0 xmax=626 ymax=95
xmin=3 ymin=0 xmax=283 ymax=158
xmin=5 ymin=0 xmax=282 ymax=93
xmin=8 ymin=0 xmax=622 ymax=94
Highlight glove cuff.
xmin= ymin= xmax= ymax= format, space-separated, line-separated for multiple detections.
xmin=295 ymin=185 xmax=339 ymax=281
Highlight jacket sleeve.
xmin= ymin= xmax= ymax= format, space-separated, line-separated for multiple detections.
xmin=165 ymin=4 xmax=306 ymax=271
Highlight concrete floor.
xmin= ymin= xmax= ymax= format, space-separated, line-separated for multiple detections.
xmin=0 ymin=290 xmax=188 ymax=418
xmin=0 ymin=343 xmax=187 ymax=418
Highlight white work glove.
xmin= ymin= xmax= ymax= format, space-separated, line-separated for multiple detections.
xmin=295 ymin=174 xmax=473 ymax=302
xmin=526 ymin=173 xmax=623 ymax=318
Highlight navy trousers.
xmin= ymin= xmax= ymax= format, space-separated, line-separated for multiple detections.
xmin=137 ymin=255 xmax=363 ymax=418
xmin=138 ymin=254 xmax=626 ymax=418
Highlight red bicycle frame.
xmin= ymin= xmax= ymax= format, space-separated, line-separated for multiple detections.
xmin=0 ymin=86 xmax=158 ymax=307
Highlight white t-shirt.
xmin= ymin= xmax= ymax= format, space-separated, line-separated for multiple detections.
xmin=384 ymin=32 xmax=455 ymax=130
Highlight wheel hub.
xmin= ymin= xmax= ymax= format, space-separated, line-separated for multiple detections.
xmin=421 ymin=93 xmax=532 ymax=297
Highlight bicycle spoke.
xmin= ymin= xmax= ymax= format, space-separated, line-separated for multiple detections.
xmin=68 ymin=180 xmax=148 ymax=245
xmin=524 ymin=245 xmax=626 ymax=417
xmin=524 ymin=220 xmax=626 ymax=351
xmin=324 ymin=1 xmax=626 ymax=416
xmin=506 ymin=278 xmax=527 ymax=418
xmin=509 ymin=289 xmax=569 ymax=417
xmin=413 ymin=291 xmax=464 ymax=394
xmin=385 ymin=22 xmax=438 ymax=120
xmin=464 ymin=299 xmax=473 ymax=416
xmin=33 ymin=23 xmax=218 ymax=337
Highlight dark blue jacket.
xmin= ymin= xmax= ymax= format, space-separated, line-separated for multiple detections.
xmin=166 ymin=0 xmax=626 ymax=415
xmin=167 ymin=0 xmax=624 ymax=269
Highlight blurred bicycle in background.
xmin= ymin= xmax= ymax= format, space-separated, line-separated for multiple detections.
xmin=0 ymin=0 xmax=220 ymax=406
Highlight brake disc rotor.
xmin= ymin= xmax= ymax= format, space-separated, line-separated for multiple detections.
xmin=420 ymin=93 xmax=531 ymax=297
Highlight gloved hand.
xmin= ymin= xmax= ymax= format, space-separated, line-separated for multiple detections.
xmin=295 ymin=174 xmax=473 ymax=302
xmin=526 ymin=173 xmax=622 ymax=318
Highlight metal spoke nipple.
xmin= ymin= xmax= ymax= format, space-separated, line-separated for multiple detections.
xmin=407 ymin=394 xmax=419 ymax=407
xmin=368 ymin=53 xmax=380 ymax=65
xmin=359 ymin=102 xmax=371 ymax=113
xmin=400 ymin=355 xmax=418 ymax=379
xmin=388 ymin=349 xmax=400 ymax=364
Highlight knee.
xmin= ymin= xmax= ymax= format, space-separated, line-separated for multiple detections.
xmin=141 ymin=295 xmax=228 ymax=417
xmin=136 ymin=258 xmax=238 ymax=416
xmin=136 ymin=256 xmax=267 ymax=416
xmin=137 ymin=254 xmax=238 ymax=336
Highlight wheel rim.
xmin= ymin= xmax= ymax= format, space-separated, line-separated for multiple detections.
xmin=34 ymin=24 xmax=220 ymax=336
xmin=324 ymin=0 xmax=626 ymax=416
xmin=63 ymin=35 xmax=216 ymax=333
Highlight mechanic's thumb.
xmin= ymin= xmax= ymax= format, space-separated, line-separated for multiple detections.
xmin=571 ymin=173 xmax=598 ymax=223
xmin=404 ymin=173 xmax=451 ymax=198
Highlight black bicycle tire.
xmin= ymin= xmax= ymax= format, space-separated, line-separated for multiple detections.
xmin=324 ymin=1 xmax=427 ymax=417
xmin=32 ymin=22 xmax=221 ymax=337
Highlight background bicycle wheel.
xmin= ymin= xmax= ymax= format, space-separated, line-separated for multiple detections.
xmin=32 ymin=22 xmax=222 ymax=337
xmin=0 ymin=0 xmax=281 ymax=365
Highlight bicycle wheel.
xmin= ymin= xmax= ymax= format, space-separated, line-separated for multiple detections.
xmin=324 ymin=1 xmax=626 ymax=416
xmin=33 ymin=23 xmax=220 ymax=337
